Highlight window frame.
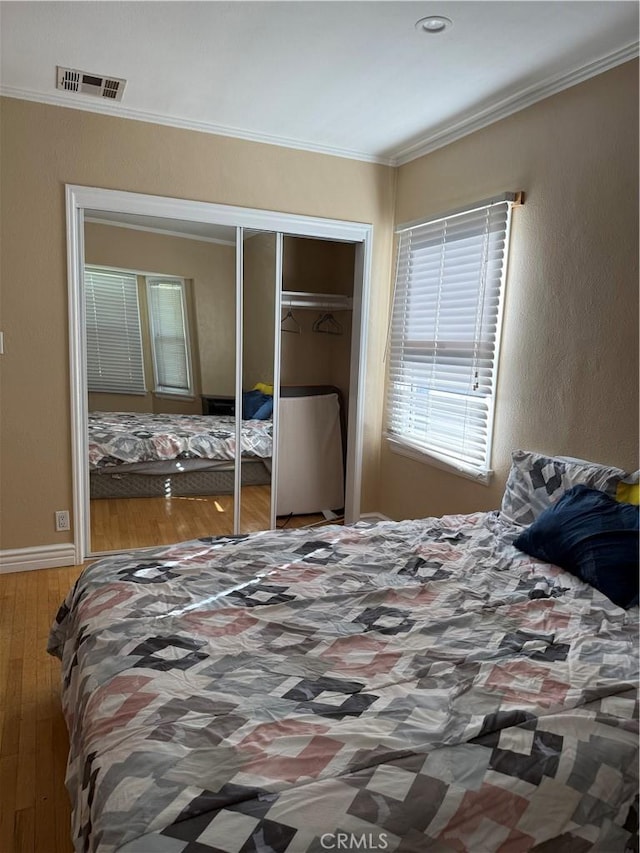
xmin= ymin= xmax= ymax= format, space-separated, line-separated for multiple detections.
xmin=145 ymin=276 xmax=195 ymax=399
xmin=385 ymin=193 xmax=520 ymax=483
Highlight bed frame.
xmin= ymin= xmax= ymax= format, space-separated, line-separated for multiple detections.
xmin=90 ymin=459 xmax=271 ymax=499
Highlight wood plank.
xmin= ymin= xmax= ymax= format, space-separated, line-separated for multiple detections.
xmin=0 ymin=754 xmax=18 ymax=853
xmin=52 ymin=711 xmax=73 ymax=853
xmin=14 ymin=807 xmax=35 ymax=853
xmin=35 ymin=717 xmax=57 ymax=853
xmin=15 ymin=700 xmax=37 ymax=810
xmin=0 ymin=657 xmax=22 ymax=759
xmin=36 ymin=571 xmax=53 ymax=723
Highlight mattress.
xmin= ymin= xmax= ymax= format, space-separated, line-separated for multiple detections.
xmin=49 ymin=511 xmax=639 ymax=853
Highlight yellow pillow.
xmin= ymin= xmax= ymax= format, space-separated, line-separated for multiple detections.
xmin=253 ymin=382 xmax=273 ymax=396
xmin=616 ymin=481 xmax=639 ymax=505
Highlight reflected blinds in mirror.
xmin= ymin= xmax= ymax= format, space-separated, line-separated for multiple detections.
xmin=146 ymin=278 xmax=192 ymax=396
xmin=85 ymin=267 xmax=145 ymax=394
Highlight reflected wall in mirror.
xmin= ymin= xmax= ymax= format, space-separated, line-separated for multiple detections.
xmin=84 ymin=213 xmax=238 ymax=552
xmin=239 ymin=230 xmax=278 ymax=534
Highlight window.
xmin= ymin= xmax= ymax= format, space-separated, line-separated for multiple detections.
xmin=386 ymin=194 xmax=518 ymax=481
xmin=146 ymin=277 xmax=193 ymax=397
xmin=85 ymin=267 xmax=146 ymax=394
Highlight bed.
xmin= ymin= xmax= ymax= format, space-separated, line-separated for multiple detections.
xmin=89 ymin=411 xmax=273 ymax=499
xmin=49 ymin=450 xmax=639 ymax=852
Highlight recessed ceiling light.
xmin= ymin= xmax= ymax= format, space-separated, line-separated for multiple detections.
xmin=415 ymin=15 xmax=453 ymax=34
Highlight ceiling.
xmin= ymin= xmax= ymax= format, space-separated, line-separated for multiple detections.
xmin=1 ymin=1 xmax=638 ymax=165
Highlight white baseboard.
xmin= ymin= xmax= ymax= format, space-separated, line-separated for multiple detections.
xmin=359 ymin=512 xmax=391 ymax=521
xmin=0 ymin=543 xmax=77 ymax=574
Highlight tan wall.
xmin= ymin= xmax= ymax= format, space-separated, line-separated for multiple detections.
xmin=380 ymin=60 xmax=639 ymax=521
xmin=84 ymin=221 xmax=236 ymax=406
xmin=0 ymin=97 xmax=395 ymax=549
xmin=282 ymin=236 xmax=355 ymax=295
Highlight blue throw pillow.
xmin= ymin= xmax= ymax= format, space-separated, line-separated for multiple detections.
xmin=514 ymin=484 xmax=639 ymax=609
xmin=242 ymin=390 xmax=272 ymax=419
xmin=252 ymin=397 xmax=273 ymax=420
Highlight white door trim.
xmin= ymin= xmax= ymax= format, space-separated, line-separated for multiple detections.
xmin=270 ymin=233 xmax=284 ymax=532
xmin=66 ymin=185 xmax=372 ymax=563
xmin=344 ymin=238 xmax=372 ymax=525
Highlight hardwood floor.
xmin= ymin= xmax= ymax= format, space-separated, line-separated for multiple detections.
xmin=90 ymin=485 xmax=327 ymax=552
xmin=0 ymin=563 xmax=83 ymax=853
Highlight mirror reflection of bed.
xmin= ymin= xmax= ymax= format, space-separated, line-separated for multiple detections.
xmin=84 ymin=215 xmax=355 ymax=553
xmin=84 ymin=214 xmax=279 ymax=552
xmin=88 ymin=400 xmax=283 ymax=549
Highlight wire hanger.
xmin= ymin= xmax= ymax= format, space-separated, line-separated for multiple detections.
xmin=281 ymin=307 xmax=301 ymax=334
xmin=312 ymin=312 xmax=343 ymax=336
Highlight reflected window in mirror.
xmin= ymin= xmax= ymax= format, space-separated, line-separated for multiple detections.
xmin=84 ymin=265 xmax=197 ymax=402
xmin=146 ymin=277 xmax=194 ymax=398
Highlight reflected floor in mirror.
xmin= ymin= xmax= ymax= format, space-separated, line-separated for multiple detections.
xmin=90 ymin=485 xmax=331 ymax=552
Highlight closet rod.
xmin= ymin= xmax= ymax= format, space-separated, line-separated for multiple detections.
xmin=282 ymin=290 xmax=353 ymax=311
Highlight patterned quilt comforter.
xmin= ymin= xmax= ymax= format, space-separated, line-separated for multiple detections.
xmin=88 ymin=411 xmax=273 ymax=469
xmin=49 ymin=512 xmax=639 ymax=853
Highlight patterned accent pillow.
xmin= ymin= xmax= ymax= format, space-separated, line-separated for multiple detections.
xmin=500 ymin=449 xmax=629 ymax=527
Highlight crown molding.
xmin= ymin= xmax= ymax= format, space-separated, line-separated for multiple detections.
xmin=391 ymin=41 xmax=639 ymax=166
xmin=2 ymin=40 xmax=637 ymax=170
xmin=84 ymin=217 xmax=236 ymax=246
xmin=0 ymin=85 xmax=394 ymax=167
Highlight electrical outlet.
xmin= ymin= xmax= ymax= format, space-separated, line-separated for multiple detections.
xmin=55 ymin=510 xmax=71 ymax=532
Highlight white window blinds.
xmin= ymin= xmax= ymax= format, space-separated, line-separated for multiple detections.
xmin=146 ymin=278 xmax=192 ymax=396
xmin=386 ymin=197 xmax=515 ymax=479
xmin=85 ymin=267 xmax=146 ymax=394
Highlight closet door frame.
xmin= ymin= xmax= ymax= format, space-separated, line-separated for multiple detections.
xmin=67 ymin=185 xmax=372 ymax=563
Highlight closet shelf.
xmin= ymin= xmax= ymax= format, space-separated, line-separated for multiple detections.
xmin=281 ymin=291 xmax=353 ymax=311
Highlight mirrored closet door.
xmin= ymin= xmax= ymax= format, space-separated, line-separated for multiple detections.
xmin=84 ymin=212 xmax=238 ymax=552
xmin=67 ymin=186 xmax=372 ymax=563
xmin=239 ymin=229 xmax=280 ymax=535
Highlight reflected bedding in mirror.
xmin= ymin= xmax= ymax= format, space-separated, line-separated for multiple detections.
xmin=88 ymin=410 xmax=272 ymax=468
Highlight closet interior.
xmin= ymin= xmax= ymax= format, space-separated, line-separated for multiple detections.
xmin=277 ymin=236 xmax=356 ymax=525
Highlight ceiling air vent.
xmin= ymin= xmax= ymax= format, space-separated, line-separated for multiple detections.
xmin=56 ymin=67 xmax=126 ymax=102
